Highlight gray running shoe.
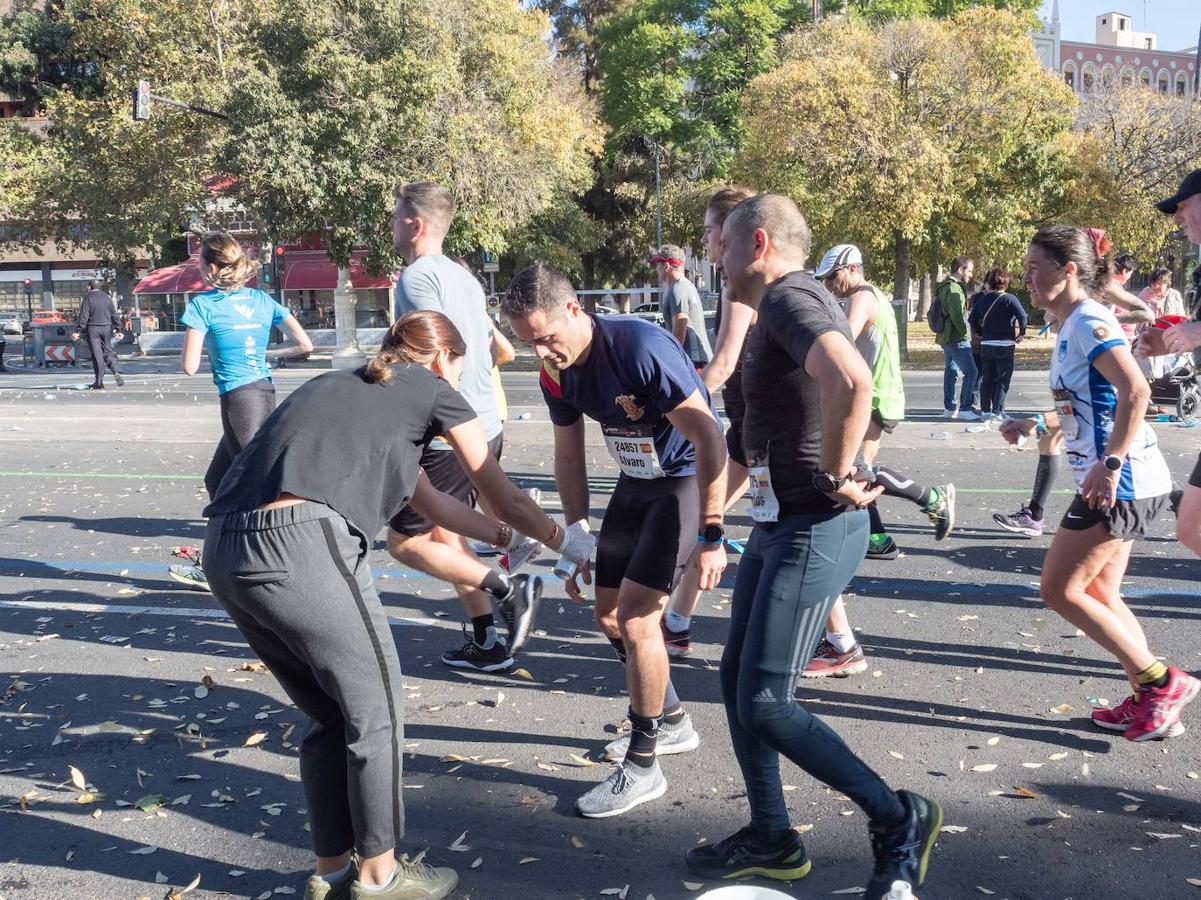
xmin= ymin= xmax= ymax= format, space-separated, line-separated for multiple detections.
xmin=169 ymin=563 xmax=211 ymax=592
xmin=576 ymin=761 xmax=667 ymax=818
xmin=304 ymin=871 xmax=352 ymax=900
xmin=604 ymin=713 xmax=699 ymax=761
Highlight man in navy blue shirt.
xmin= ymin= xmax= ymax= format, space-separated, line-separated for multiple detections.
xmin=502 ymin=264 xmax=728 ymax=819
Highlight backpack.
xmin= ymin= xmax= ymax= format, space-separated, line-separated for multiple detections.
xmin=926 ymin=282 xmax=948 ymax=334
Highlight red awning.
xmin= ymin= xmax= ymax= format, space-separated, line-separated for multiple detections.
xmin=134 ymin=257 xmax=258 ymax=295
xmin=280 ymin=252 xmax=394 ymax=292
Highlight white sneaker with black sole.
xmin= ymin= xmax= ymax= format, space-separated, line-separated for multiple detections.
xmin=603 ymin=712 xmax=699 ymax=761
xmin=575 ymin=761 xmax=667 ymax=818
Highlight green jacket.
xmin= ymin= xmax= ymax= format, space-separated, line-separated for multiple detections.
xmin=934 ymin=277 xmax=969 ymax=347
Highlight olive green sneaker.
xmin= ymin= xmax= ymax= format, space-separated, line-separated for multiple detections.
xmin=304 ymin=870 xmax=354 ymax=900
xmin=349 ymin=853 xmax=458 ymax=900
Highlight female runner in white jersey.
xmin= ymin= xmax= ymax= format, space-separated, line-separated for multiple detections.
xmin=1001 ymin=225 xmax=1198 ymax=742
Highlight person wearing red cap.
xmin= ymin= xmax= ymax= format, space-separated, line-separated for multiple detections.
xmin=653 ymin=243 xmax=713 ymax=370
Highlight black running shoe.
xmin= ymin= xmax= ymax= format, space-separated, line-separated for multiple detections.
xmin=496 ymin=574 xmax=542 ymax=654
xmin=866 ymin=534 xmax=900 ymax=560
xmin=440 ymin=634 xmax=515 ymax=673
xmin=685 ymin=824 xmax=812 ymax=882
xmin=865 ymin=790 xmax=942 ymax=898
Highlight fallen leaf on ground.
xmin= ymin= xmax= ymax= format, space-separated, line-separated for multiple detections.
xmin=888 ymin=751 xmax=904 ymax=760
xmin=518 ymin=857 xmax=538 ymax=865
xmin=1049 ymin=704 xmax=1074 ymax=714
xmin=940 ymin=825 xmax=968 ymax=834
xmin=566 ymin=754 xmax=596 ymax=768
xmin=1014 ymin=786 xmax=1040 ymax=799
xmin=128 ymin=846 xmax=157 ymax=855
xmin=169 ymin=874 xmax=201 ymax=899
xmin=447 ymin=831 xmax=470 ymax=852
xmin=986 ymin=737 xmax=1000 ymax=746
xmin=511 ymin=668 xmax=533 ymax=680
xmin=571 ymin=835 xmax=587 ymax=849
xmin=244 ymin=732 xmax=269 ymax=747
xmin=970 ymin=764 xmax=998 ymax=773
xmin=682 ymin=884 xmax=705 ymax=892
xmin=69 ymin=765 xmax=87 ymax=791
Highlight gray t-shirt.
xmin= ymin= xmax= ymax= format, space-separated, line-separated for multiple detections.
xmin=394 ymin=254 xmax=503 ymax=445
xmin=661 ymin=278 xmax=713 ymax=367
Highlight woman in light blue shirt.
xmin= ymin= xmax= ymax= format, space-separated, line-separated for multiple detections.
xmin=169 ymin=233 xmax=312 ymax=591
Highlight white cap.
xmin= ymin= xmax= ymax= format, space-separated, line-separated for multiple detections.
xmin=814 ymin=243 xmax=863 ymax=278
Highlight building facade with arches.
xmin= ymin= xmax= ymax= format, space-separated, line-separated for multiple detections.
xmin=1033 ymin=3 xmax=1198 ymax=97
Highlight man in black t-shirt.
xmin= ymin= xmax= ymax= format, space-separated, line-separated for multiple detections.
xmin=683 ymin=193 xmax=942 ymax=899
xmin=503 ymin=264 xmax=728 ymax=819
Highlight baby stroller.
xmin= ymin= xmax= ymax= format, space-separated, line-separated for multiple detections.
xmin=1146 ymin=315 xmax=1200 ymax=424
xmin=1148 ymin=354 xmax=1201 ymax=424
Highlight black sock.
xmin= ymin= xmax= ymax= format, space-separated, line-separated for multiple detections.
xmin=1029 ymin=453 xmax=1059 ymax=521
xmin=608 ymin=635 xmax=628 ymax=665
xmin=625 ymin=709 xmax=659 ymax=767
xmin=471 ymin=613 xmax=495 ymax=645
xmin=480 ymin=570 xmax=512 ymax=601
xmin=874 ymin=466 xmax=927 ymax=505
xmin=867 ymin=501 xmax=885 ymax=535
xmin=662 ymin=704 xmax=685 ymax=725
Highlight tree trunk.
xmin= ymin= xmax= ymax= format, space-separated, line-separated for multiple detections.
xmin=917 ymin=272 xmax=932 ymax=321
xmin=331 ymin=265 xmax=365 ymax=368
xmin=893 ymin=231 xmax=912 ymax=363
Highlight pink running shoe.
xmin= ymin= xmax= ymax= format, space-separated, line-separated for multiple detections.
xmin=1123 ymin=668 xmax=1200 ymax=742
xmin=1092 ymin=694 xmax=1184 ymax=737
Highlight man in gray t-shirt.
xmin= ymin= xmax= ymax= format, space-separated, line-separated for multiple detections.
xmin=387 ymin=181 xmax=539 ymax=678
xmin=394 ymin=254 xmax=502 ymax=444
xmin=653 ymin=244 xmax=712 ymax=368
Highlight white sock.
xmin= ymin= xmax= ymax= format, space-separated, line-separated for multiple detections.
xmin=359 ymin=864 xmax=398 ymax=892
xmin=317 ymin=862 xmax=353 ymax=885
xmin=826 ymin=630 xmax=856 ymax=653
xmin=665 ymin=609 xmax=691 ymax=632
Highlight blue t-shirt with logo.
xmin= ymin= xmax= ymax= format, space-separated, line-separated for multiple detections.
xmin=539 ymin=315 xmax=718 ymax=477
xmin=181 ymin=288 xmax=289 ymax=395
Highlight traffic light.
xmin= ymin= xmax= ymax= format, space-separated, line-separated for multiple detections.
xmin=133 ymin=81 xmax=151 ymax=121
xmin=22 ymin=278 xmax=31 ymax=289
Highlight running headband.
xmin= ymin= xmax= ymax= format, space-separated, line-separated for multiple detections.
xmin=648 ymin=255 xmax=683 ymax=266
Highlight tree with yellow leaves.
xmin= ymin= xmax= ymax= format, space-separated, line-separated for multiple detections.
xmin=736 ymin=8 xmax=1076 ymax=346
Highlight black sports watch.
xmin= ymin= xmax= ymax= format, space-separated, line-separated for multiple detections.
xmin=698 ymin=523 xmax=725 ymax=545
xmin=813 ymin=471 xmax=849 ymax=494
xmin=1103 ymin=454 xmax=1123 ymax=472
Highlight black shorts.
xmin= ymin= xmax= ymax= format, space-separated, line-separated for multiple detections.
xmin=595 ymin=474 xmax=699 ymax=593
xmin=1059 ymin=493 xmax=1167 ymax=540
xmin=1189 ymin=452 xmax=1201 ymax=488
xmin=871 ymin=409 xmax=901 ymax=434
xmin=389 ymin=433 xmax=504 ymax=536
xmin=725 ymin=417 xmax=746 ymax=467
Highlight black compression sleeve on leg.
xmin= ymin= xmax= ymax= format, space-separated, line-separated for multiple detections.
xmin=873 ymin=466 xmax=928 ymax=505
xmin=1029 ymin=453 xmax=1059 ymax=521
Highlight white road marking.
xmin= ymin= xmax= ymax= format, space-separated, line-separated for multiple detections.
xmin=0 ymin=598 xmax=435 ymax=627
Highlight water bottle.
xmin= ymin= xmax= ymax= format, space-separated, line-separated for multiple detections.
xmin=887 ymin=881 xmax=915 ymax=900
xmin=553 ymin=519 xmax=591 ymax=580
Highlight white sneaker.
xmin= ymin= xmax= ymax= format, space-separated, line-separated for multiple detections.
xmin=943 ymin=408 xmax=958 ymax=420
xmin=958 ymin=409 xmax=981 ymax=421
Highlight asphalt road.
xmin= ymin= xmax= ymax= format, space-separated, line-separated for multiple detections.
xmin=1 ymin=360 xmax=1200 ymax=900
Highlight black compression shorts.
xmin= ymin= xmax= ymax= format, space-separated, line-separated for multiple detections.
xmin=595 ymin=474 xmax=699 ymax=593
xmin=389 ymin=433 xmax=504 ymax=536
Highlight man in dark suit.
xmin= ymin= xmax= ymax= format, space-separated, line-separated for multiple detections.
xmin=73 ymin=281 xmax=124 ymax=389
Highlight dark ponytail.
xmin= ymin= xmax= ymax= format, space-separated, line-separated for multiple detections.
xmin=1029 ymin=225 xmax=1109 ymax=293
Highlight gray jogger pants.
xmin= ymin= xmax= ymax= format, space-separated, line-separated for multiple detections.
xmin=203 ymin=502 xmax=405 ymax=859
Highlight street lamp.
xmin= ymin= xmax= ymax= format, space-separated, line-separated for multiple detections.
xmin=22 ymin=278 xmax=33 ymax=325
